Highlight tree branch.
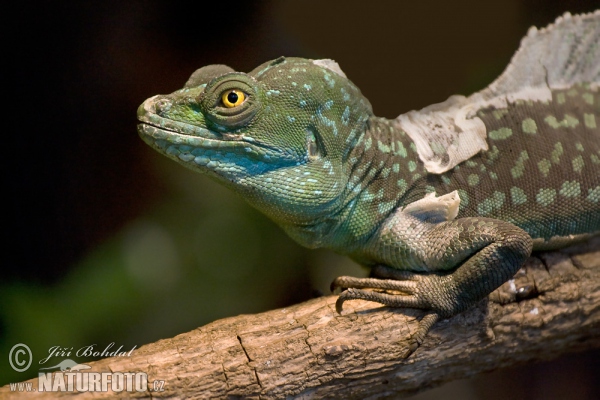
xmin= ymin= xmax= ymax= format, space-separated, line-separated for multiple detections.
xmin=3 ymin=238 xmax=599 ymax=399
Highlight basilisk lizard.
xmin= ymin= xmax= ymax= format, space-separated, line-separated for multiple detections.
xmin=138 ymin=11 xmax=600 ymax=352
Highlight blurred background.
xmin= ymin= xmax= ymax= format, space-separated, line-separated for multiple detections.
xmin=3 ymin=1 xmax=599 ymax=398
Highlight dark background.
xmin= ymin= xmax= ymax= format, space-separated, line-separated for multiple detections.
xmin=3 ymin=1 xmax=599 ymax=398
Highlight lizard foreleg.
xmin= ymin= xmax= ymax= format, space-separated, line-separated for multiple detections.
xmin=333 ymin=217 xmax=533 ymax=354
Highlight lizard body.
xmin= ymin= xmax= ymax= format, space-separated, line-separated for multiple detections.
xmin=138 ymin=12 xmax=600 ymax=351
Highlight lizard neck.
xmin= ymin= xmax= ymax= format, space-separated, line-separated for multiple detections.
xmin=283 ymin=116 xmax=430 ymax=254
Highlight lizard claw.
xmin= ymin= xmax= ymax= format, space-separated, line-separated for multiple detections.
xmin=334 ymin=283 xmax=441 ymax=355
xmin=335 ymin=292 xmax=347 ymax=314
xmin=330 ymin=277 xmax=345 ymax=293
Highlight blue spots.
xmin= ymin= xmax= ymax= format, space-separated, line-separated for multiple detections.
xmin=587 ymin=186 xmax=600 ymax=203
xmin=537 ymin=159 xmax=551 ymax=177
xmin=360 ymin=190 xmax=376 ymax=202
xmin=266 ymin=90 xmax=281 ymax=96
xmin=545 ymin=114 xmax=579 ymax=129
xmin=378 ymin=201 xmax=396 ymax=215
xmin=572 ymin=155 xmax=584 ymax=173
xmin=394 ymin=141 xmax=407 ymax=158
xmin=467 ymin=174 xmax=479 ymax=186
xmin=477 ymin=191 xmax=505 ymax=215
xmin=397 ymin=179 xmax=407 ymax=191
xmin=323 ymin=72 xmax=335 ymax=88
xmin=536 ymin=188 xmax=557 ymax=206
xmin=287 ymin=116 xmax=296 ymax=123
xmin=378 ymin=141 xmax=391 ymax=153
xmin=486 ymin=145 xmax=500 ymax=163
xmin=559 ymin=181 xmax=581 ymax=197
xmin=303 ymin=84 xmax=312 ymax=91
xmin=551 ymin=143 xmax=563 ymax=164
xmin=493 ymin=109 xmax=508 ymax=119
xmin=510 ymin=187 xmax=527 ymax=205
xmin=489 ymin=127 xmax=513 ymax=140
xmin=511 ymin=151 xmax=529 ymax=179
xmin=316 ymin=100 xmax=338 ymax=136
xmin=457 ymin=189 xmax=469 ymax=208
xmin=299 ymin=100 xmax=307 ymax=108
xmin=341 ymin=106 xmax=350 ymax=125
xmin=341 ymin=87 xmax=350 ymax=101
xmin=522 ymin=118 xmax=537 ymax=134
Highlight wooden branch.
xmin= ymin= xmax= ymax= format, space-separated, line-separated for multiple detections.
xmin=3 ymin=237 xmax=599 ymax=399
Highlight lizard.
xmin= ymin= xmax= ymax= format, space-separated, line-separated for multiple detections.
xmin=137 ymin=11 xmax=600 ymax=353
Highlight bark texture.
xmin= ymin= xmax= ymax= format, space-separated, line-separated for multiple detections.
xmin=2 ymin=238 xmax=599 ymax=399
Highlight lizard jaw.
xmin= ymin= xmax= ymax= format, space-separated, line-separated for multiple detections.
xmin=137 ymin=97 xmax=295 ymax=175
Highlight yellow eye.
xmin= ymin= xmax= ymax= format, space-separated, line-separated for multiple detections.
xmin=221 ymin=89 xmax=245 ymax=108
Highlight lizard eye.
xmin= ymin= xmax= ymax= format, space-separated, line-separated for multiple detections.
xmin=200 ymin=72 xmax=258 ymax=127
xmin=221 ymin=90 xmax=246 ymax=108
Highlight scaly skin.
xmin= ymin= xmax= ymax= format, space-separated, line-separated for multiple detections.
xmin=138 ymin=12 xmax=600 ymax=353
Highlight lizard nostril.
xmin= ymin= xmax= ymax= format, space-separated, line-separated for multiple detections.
xmin=155 ymin=98 xmax=171 ymax=115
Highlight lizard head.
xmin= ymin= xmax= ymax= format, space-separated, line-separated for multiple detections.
xmin=138 ymin=57 xmax=373 ymax=233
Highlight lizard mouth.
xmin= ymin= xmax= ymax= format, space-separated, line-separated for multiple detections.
xmin=137 ymin=96 xmax=287 ymax=164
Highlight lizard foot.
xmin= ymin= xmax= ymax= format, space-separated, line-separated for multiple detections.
xmin=331 ymin=267 xmax=445 ymax=356
xmin=331 ymin=265 xmax=449 ymax=314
